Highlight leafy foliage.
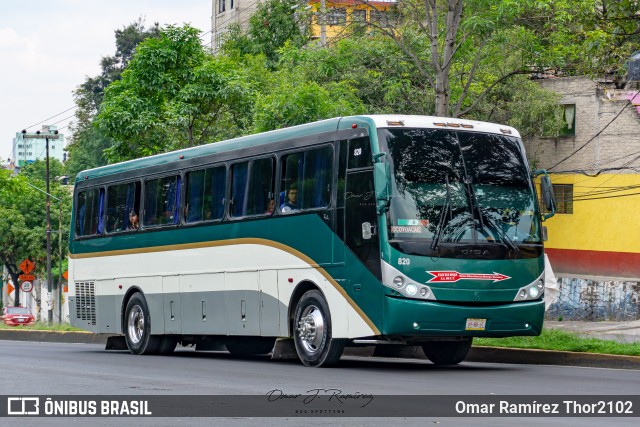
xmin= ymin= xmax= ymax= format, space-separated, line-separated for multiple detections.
xmin=96 ymin=25 xmax=250 ymax=162
xmin=65 ymin=19 xmax=160 ymax=179
xmin=223 ymin=0 xmax=311 ymax=64
xmin=0 ymin=170 xmax=71 ymax=305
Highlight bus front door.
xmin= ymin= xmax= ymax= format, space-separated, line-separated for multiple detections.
xmin=345 ymin=169 xmax=382 ymax=282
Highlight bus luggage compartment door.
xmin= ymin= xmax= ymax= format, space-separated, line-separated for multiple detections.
xmin=226 ymin=271 xmax=260 ymax=336
xmin=162 ymin=275 xmax=182 ymax=334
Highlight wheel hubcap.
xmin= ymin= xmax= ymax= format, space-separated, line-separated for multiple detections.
xmin=127 ymin=305 xmax=144 ymax=344
xmin=297 ymin=305 xmax=324 ymax=354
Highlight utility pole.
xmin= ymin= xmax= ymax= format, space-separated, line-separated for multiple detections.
xmin=21 ymin=129 xmax=59 ymax=323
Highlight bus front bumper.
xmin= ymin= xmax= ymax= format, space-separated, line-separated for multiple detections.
xmin=382 ymin=296 xmax=545 ymax=338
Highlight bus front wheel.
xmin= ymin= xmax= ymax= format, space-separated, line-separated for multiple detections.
xmin=422 ymin=338 xmax=473 ymax=366
xmin=293 ymin=290 xmax=343 ymax=367
xmin=124 ymin=293 xmax=159 ymax=355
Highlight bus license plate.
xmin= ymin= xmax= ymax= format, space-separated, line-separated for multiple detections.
xmin=465 ymin=318 xmax=486 ymax=331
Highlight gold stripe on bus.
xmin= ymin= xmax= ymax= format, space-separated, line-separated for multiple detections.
xmin=69 ymin=238 xmax=380 ymax=335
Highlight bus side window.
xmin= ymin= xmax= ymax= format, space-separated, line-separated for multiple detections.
xmin=186 ymin=166 xmax=226 ymax=222
xmin=75 ymin=188 xmax=104 ymax=237
xmin=280 ymin=146 xmax=332 ymax=213
xmin=143 ymin=176 xmax=180 ymax=227
xmin=106 ymin=182 xmax=140 ymax=232
xmin=231 ymin=158 xmax=274 ymax=218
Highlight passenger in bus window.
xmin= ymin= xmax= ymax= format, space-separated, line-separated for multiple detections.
xmin=281 ymin=184 xmax=298 ymax=213
xmin=128 ymin=210 xmax=139 ymax=230
xmin=265 ymin=198 xmax=275 ymax=215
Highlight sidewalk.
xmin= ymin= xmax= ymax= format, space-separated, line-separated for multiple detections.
xmin=545 ymin=320 xmax=640 ymax=344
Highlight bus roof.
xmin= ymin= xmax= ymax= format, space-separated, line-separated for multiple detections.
xmin=75 ymin=115 xmax=520 ymax=181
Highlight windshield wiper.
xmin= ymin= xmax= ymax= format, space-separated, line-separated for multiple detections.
xmin=479 ymin=210 xmax=520 ymax=254
xmin=431 ymin=176 xmax=452 ymax=251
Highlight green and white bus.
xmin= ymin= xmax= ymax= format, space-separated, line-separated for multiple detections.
xmin=69 ymin=115 xmax=553 ymax=367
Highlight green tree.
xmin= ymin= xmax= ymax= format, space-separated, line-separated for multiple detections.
xmin=370 ymin=0 xmax=591 ymax=117
xmin=65 ymin=19 xmax=161 ymax=179
xmin=223 ymin=0 xmax=311 ymax=64
xmin=96 ymin=25 xmax=251 ymax=162
xmin=20 ymin=159 xmax=65 ymax=182
xmin=253 ymin=76 xmax=366 ymax=132
xmin=0 ymin=170 xmax=71 ymax=307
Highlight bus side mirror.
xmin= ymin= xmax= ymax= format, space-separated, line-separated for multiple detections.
xmin=374 ymin=161 xmax=391 ymax=214
xmin=534 ymin=170 xmax=555 ymax=220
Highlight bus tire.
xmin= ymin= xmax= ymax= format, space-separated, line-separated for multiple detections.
xmin=422 ymin=338 xmax=472 ymax=366
xmin=293 ymin=290 xmax=343 ymax=367
xmin=226 ymin=337 xmax=276 ymax=356
xmin=124 ymin=293 xmax=159 ymax=355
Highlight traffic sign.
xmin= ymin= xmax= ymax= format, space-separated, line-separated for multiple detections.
xmin=19 ymin=274 xmax=35 ymax=282
xmin=20 ymin=281 xmax=34 ymax=293
xmin=6 ymin=283 xmax=15 ymax=295
xmin=19 ymin=259 xmax=35 ymax=274
xmin=62 ymin=270 xmax=68 ymax=280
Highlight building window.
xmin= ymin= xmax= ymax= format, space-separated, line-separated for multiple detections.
xmin=327 ymin=8 xmax=347 ymax=26
xmin=560 ymin=104 xmax=575 ymax=137
xmin=352 ymin=9 xmax=367 ymax=23
xmin=370 ymin=10 xmax=394 ymax=28
xmin=219 ymin=0 xmax=225 ymax=13
xmin=552 ymin=184 xmax=573 ymax=214
xmin=18 ymin=144 xmax=23 ymax=148
xmin=230 ymin=0 xmax=234 ymax=9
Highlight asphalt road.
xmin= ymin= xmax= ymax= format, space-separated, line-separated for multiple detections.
xmin=1 ymin=341 xmax=639 ymax=426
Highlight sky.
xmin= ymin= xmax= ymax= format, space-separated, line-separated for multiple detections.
xmin=0 ymin=0 xmax=212 ymax=163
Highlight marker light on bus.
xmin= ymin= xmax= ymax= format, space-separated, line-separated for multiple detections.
xmin=393 ymin=276 xmax=404 ymax=288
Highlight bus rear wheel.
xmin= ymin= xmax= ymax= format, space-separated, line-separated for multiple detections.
xmin=124 ymin=293 xmax=160 ymax=355
xmin=422 ymin=338 xmax=473 ymax=366
xmin=293 ymin=290 xmax=343 ymax=367
xmin=226 ymin=337 xmax=276 ymax=356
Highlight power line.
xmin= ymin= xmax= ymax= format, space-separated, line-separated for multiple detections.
xmin=48 ymin=114 xmax=75 ymax=127
xmin=548 ymin=95 xmax=636 ymax=171
xmin=21 ymin=106 xmax=77 ymax=131
xmin=574 ymin=190 xmax=640 ymax=202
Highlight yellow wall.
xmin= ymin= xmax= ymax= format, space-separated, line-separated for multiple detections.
xmin=544 ymin=174 xmax=640 ymax=253
xmin=308 ymin=2 xmax=394 ymax=41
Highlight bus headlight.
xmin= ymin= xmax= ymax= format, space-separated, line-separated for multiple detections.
xmin=405 ymin=284 xmax=418 ymax=296
xmin=393 ymin=276 xmax=405 ymax=288
xmin=381 ymin=261 xmax=436 ymax=301
xmin=514 ymin=272 xmax=545 ymax=302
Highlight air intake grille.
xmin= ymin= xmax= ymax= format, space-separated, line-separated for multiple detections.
xmin=75 ymin=281 xmax=96 ymax=325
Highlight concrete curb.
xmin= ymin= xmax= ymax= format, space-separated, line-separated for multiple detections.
xmin=0 ymin=329 xmax=108 ymax=344
xmin=1 ymin=329 xmax=639 ymax=370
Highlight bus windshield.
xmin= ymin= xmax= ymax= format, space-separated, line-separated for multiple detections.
xmin=379 ymin=128 xmax=541 ymax=249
